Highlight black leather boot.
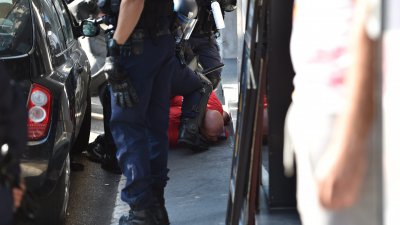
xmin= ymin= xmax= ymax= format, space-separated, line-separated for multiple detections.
xmin=101 ymin=150 xmax=122 ymax=174
xmin=119 ymin=207 xmax=158 ymax=225
xmin=85 ymin=134 xmax=106 ymax=163
xmin=152 ymin=188 xmax=170 ymax=225
xmin=177 ymin=118 xmax=209 ymax=152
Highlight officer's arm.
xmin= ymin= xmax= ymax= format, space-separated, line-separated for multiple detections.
xmin=113 ymin=0 xmax=144 ymax=45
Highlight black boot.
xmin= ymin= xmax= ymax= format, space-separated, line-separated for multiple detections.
xmin=85 ymin=134 xmax=106 ymax=163
xmin=152 ymin=202 xmax=169 ymax=225
xmin=152 ymin=188 xmax=170 ymax=225
xmin=101 ymin=139 xmax=122 ymax=174
xmin=177 ymin=118 xmax=209 ymax=152
xmin=101 ymin=151 xmax=122 ymax=174
xmin=119 ymin=207 xmax=158 ymax=225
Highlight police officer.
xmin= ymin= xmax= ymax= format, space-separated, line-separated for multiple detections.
xmin=87 ymin=0 xmax=212 ymax=178
xmin=86 ymin=0 xmax=213 ymax=175
xmin=170 ymin=0 xmax=213 ymax=151
xmin=176 ymin=0 xmax=236 ymax=149
xmin=0 ymin=64 xmax=27 ymax=225
xmin=185 ymin=0 xmax=236 ymax=89
xmin=101 ymin=0 xmax=181 ymax=224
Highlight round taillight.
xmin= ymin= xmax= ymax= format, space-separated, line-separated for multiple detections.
xmin=31 ymin=90 xmax=48 ymax=106
xmin=29 ymin=106 xmax=47 ymax=123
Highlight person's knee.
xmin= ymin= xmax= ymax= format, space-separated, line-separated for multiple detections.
xmin=202 ymin=110 xmax=224 ymax=142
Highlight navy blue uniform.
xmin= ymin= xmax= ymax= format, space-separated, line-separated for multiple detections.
xmin=0 ymin=64 xmax=27 ymax=225
xmin=171 ymin=65 xmax=204 ymax=118
xmin=187 ymin=36 xmax=222 ymax=87
xmin=188 ymin=0 xmax=225 ymax=88
xmin=109 ymin=18 xmax=177 ymax=209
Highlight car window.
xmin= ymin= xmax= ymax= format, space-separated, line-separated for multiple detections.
xmin=41 ymin=0 xmax=66 ymax=56
xmin=53 ymin=0 xmax=74 ymax=45
xmin=0 ymin=0 xmax=33 ymax=57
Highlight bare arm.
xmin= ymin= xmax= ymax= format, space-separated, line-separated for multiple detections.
xmin=315 ymin=0 xmax=377 ymax=210
xmin=341 ymin=0 xmax=375 ymax=146
xmin=113 ymin=0 xmax=145 ymax=45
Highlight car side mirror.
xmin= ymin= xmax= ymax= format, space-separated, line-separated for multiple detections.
xmin=80 ymin=19 xmax=100 ymax=37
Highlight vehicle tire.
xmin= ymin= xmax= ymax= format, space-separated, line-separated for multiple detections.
xmin=58 ymin=153 xmax=71 ymax=223
xmin=72 ymin=93 xmax=91 ymax=154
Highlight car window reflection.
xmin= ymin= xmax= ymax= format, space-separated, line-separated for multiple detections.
xmin=0 ymin=0 xmax=33 ymax=57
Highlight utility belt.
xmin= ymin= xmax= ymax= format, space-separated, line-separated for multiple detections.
xmin=191 ymin=30 xmax=217 ymax=38
xmin=118 ymin=27 xmax=171 ymax=57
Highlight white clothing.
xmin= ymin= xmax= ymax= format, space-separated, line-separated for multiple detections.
xmin=285 ymin=103 xmax=380 ymax=225
xmin=290 ymin=0 xmax=354 ymax=114
xmin=287 ymin=1 xmax=381 ymax=224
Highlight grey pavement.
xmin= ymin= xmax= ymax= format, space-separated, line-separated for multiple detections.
xmin=164 ymin=57 xmax=238 ymax=225
xmin=65 ymin=110 xmax=119 ymax=225
xmin=165 ymin=140 xmax=234 ymax=225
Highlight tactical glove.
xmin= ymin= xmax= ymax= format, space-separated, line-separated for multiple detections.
xmin=104 ymin=39 xmax=139 ymax=108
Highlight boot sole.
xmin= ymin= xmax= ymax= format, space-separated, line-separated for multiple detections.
xmin=177 ymin=139 xmax=208 ymax=152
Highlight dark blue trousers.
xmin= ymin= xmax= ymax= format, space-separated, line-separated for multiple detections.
xmin=187 ymin=35 xmax=222 ymax=82
xmin=110 ymin=34 xmax=176 ymax=209
xmin=171 ymin=35 xmax=222 ymax=118
xmin=0 ymin=187 xmax=13 ymax=225
xmin=171 ymin=65 xmax=203 ymax=118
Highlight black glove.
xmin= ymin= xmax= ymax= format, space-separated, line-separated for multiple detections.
xmin=104 ymin=39 xmax=139 ymax=108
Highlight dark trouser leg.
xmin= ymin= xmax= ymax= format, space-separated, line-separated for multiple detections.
xmin=146 ymin=56 xmax=178 ymax=225
xmin=99 ymin=84 xmax=120 ymax=173
xmin=189 ymin=36 xmax=223 ymax=90
xmin=0 ymin=187 xmax=13 ymax=225
xmin=110 ymin=35 xmax=174 ymax=210
xmin=99 ymin=84 xmax=115 ymax=151
xmin=178 ymin=73 xmax=212 ymax=151
xmin=171 ymin=64 xmax=213 ymax=151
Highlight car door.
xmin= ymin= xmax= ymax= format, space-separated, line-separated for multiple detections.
xmin=52 ymin=0 xmax=90 ymax=130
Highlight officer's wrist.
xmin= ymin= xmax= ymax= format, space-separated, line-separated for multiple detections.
xmin=107 ymin=38 xmax=122 ymax=57
xmin=112 ymin=34 xmax=126 ymax=45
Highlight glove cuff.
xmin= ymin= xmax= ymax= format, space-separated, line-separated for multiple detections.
xmin=107 ymin=38 xmax=122 ymax=57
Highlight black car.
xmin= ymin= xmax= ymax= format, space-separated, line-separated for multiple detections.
xmin=0 ymin=0 xmax=91 ymax=223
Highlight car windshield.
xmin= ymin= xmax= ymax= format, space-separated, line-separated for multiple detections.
xmin=0 ymin=0 xmax=32 ymax=57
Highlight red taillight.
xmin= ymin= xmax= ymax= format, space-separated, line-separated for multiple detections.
xmin=27 ymin=84 xmax=52 ymax=141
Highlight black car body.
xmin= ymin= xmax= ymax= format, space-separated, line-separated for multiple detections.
xmin=68 ymin=0 xmax=107 ymax=96
xmin=0 ymin=0 xmax=91 ymax=223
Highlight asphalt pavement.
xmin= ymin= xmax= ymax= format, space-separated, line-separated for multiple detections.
xmin=65 ymin=100 xmax=119 ymax=225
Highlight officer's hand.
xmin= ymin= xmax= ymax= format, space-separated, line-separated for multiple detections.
xmin=104 ymin=57 xmax=139 ymax=108
xmin=104 ymin=39 xmax=139 ymax=108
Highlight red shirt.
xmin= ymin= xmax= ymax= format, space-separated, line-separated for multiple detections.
xmin=168 ymin=92 xmax=223 ymax=147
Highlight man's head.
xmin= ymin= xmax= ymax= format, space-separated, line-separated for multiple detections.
xmin=201 ymin=110 xmax=224 ymax=142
